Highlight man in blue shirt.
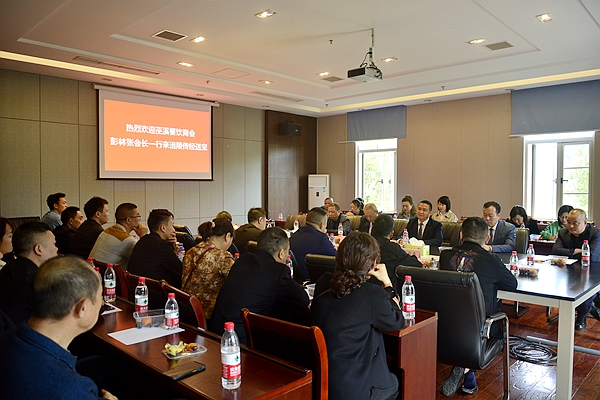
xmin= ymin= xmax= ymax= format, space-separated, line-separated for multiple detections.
xmin=0 ymin=256 xmax=117 ymax=400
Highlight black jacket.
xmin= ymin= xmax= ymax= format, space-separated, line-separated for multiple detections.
xmin=128 ymin=232 xmax=182 ymax=288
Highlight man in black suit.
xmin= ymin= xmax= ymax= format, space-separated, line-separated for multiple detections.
xmin=209 ymin=227 xmax=309 ymax=344
xmin=67 ymin=196 xmax=109 ymax=259
xmin=405 ymin=200 xmax=443 ymax=247
xmin=357 ymin=202 xmax=379 ymax=234
xmin=482 ymin=201 xmax=515 ymax=253
xmin=128 ymin=209 xmax=182 ymax=288
xmin=0 ymin=222 xmax=58 ymax=325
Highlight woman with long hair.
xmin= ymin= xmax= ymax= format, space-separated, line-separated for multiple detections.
xmin=507 ymin=205 xmax=540 ymax=234
xmin=540 ymin=205 xmax=574 ymax=240
xmin=432 ymin=195 xmax=458 ymax=222
xmin=399 ymin=195 xmax=417 ymax=220
xmin=309 ymin=232 xmax=404 ymax=400
xmin=182 ymin=218 xmax=235 ymax=319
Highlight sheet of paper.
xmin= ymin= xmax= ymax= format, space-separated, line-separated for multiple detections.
xmin=101 ymin=303 xmax=122 ymax=315
xmin=108 ymin=326 xmax=184 ymax=346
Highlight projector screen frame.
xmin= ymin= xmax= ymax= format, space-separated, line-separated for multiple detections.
xmin=95 ymin=84 xmax=217 ymax=181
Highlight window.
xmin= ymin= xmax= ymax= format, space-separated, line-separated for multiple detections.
xmin=525 ymin=132 xmax=594 ymax=220
xmin=356 ymin=139 xmax=397 ymax=213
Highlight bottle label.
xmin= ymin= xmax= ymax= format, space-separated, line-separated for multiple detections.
xmin=402 ymin=295 xmax=415 ymax=312
xmin=527 ymin=256 xmax=534 ymax=263
xmin=165 ymin=312 xmax=179 ymax=327
xmin=135 ymin=296 xmax=148 ymax=314
xmin=222 ymin=353 xmax=241 ymax=379
xmin=582 ymin=255 xmax=590 ymax=263
xmin=104 ymin=280 xmax=116 ymax=296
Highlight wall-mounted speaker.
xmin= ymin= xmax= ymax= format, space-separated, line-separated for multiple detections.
xmin=279 ymin=122 xmax=302 ymax=137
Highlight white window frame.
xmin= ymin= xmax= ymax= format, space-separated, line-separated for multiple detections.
xmin=355 ymin=139 xmax=397 ymax=213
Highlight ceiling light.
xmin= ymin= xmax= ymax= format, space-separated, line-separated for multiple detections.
xmin=536 ymin=13 xmax=553 ymax=23
xmin=190 ymin=36 xmax=206 ymax=43
xmin=381 ymin=57 xmax=397 ymax=63
xmin=255 ymin=9 xmax=276 ymax=18
xmin=467 ymin=38 xmax=486 ymax=45
xmin=177 ymin=61 xmax=194 ymax=67
xmin=259 ymin=80 xmax=273 ymax=84
xmin=318 ymin=71 xmax=330 ymax=77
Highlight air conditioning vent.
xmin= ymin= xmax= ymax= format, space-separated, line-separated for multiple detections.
xmin=152 ymin=30 xmax=187 ymax=42
xmin=321 ymin=76 xmax=344 ymax=82
xmin=250 ymin=91 xmax=304 ymax=102
xmin=73 ymin=56 xmax=162 ymax=75
xmin=484 ymin=41 xmax=513 ymax=51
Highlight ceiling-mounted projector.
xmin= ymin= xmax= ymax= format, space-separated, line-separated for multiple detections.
xmin=348 ymin=66 xmax=382 ymax=82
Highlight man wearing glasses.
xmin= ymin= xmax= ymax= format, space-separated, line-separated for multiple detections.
xmin=90 ymin=202 xmax=148 ymax=270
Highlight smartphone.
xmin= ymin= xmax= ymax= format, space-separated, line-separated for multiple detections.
xmin=162 ymin=361 xmax=206 ymax=380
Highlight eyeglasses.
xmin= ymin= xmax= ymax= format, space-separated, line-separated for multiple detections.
xmin=130 ymin=214 xmax=142 ymax=219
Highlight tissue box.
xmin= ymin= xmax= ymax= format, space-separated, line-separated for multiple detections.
xmin=404 ymin=244 xmax=430 ymax=258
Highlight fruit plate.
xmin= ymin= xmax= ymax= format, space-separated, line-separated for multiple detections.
xmin=162 ymin=343 xmax=207 ymax=359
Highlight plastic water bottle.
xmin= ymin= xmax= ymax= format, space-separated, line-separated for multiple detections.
xmin=526 ymin=244 xmax=535 ymax=266
xmin=337 ymin=222 xmax=344 ymax=236
xmin=234 ymin=252 xmax=239 ymax=260
xmin=293 ymin=218 xmax=299 ymax=231
xmin=221 ymin=322 xmax=241 ymax=389
xmin=135 ymin=277 xmax=149 ymax=315
xmin=278 ymin=212 xmax=283 ymax=221
xmin=164 ymin=293 xmax=179 ymax=330
xmin=402 ymin=275 xmax=415 ymax=320
xmin=401 ymin=229 xmax=409 ymax=246
xmin=286 ymin=254 xmax=293 ymax=278
xmin=329 ymin=233 xmax=335 ymax=244
xmin=509 ymin=251 xmax=519 ymax=276
xmin=176 ymin=243 xmax=185 ymax=262
xmin=582 ymin=240 xmax=590 ymax=268
xmin=103 ymin=263 xmax=116 ymax=303
xmin=87 ymin=257 xmax=95 ymax=269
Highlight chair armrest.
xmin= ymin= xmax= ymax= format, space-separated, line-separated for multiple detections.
xmin=483 ymin=312 xmax=509 ymax=339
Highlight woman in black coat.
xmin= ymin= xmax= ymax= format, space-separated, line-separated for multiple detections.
xmin=309 ymin=232 xmax=405 ymax=400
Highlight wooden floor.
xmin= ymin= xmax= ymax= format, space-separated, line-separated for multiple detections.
xmin=435 ymin=303 xmax=600 ymax=400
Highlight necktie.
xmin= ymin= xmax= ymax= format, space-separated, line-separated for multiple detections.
xmin=489 ymin=227 xmax=494 ymax=243
xmin=418 ymin=223 xmax=424 ymax=240
xmin=369 ymin=222 xmax=373 ymax=235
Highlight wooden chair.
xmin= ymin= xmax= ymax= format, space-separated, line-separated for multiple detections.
xmin=241 ymin=308 xmax=328 ymax=400
xmin=161 ymin=282 xmax=207 ymax=330
xmin=247 ymin=240 xmax=258 ymax=254
xmin=123 ymin=270 xmax=166 ymax=308
xmin=92 ymin=260 xmax=128 ymax=300
xmin=396 ymin=266 xmax=510 ymax=399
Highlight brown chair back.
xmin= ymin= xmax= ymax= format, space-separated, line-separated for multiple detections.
xmin=161 ymin=282 xmax=207 ymax=330
xmin=242 ymin=308 xmax=328 ymax=400
xmin=92 ymin=260 xmax=128 ymax=300
xmin=305 ymin=254 xmax=335 ymax=283
xmin=247 ymin=240 xmax=258 ymax=254
xmin=123 ymin=270 xmax=166 ymax=308
xmin=284 ymin=215 xmax=307 ymax=230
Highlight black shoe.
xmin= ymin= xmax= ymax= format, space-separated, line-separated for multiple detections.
xmin=575 ymin=320 xmax=587 ymax=330
xmin=442 ymin=366 xmax=465 ymax=397
xmin=589 ymin=307 xmax=600 ymax=321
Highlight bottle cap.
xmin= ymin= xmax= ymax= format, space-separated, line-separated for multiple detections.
xmin=224 ymin=321 xmax=234 ymax=330
xmin=512 ymin=251 xmax=517 ymax=254
xmin=405 ymin=275 xmax=412 ymax=281
xmin=168 ymin=293 xmax=175 ymax=299
xmin=138 ymin=277 xmax=146 ymax=283
xmin=107 ymin=263 xmax=113 ymax=268
xmin=87 ymin=257 xmax=93 ymax=262
xmin=584 ymin=240 xmax=589 ymax=244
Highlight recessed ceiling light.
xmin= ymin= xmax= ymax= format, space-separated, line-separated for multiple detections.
xmin=381 ymin=57 xmax=397 ymax=63
xmin=259 ymin=80 xmax=273 ymax=84
xmin=177 ymin=61 xmax=194 ymax=67
xmin=190 ymin=36 xmax=206 ymax=43
xmin=255 ymin=9 xmax=276 ymax=18
xmin=317 ymin=71 xmax=331 ymax=77
xmin=536 ymin=13 xmax=553 ymax=23
xmin=467 ymin=38 xmax=486 ymax=45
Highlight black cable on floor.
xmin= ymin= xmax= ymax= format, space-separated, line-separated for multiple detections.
xmin=509 ymin=335 xmax=557 ymax=365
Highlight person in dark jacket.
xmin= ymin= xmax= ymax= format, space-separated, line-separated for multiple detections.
xmin=439 ymin=217 xmax=517 ymax=396
xmin=371 ymin=214 xmax=422 ymax=289
xmin=309 ymin=232 xmax=404 ymax=400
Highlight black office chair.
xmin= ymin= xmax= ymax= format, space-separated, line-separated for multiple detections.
xmin=395 ymin=266 xmax=510 ymax=399
xmin=305 ymin=254 xmax=335 ymax=283
xmin=175 ymin=231 xmax=196 ymax=251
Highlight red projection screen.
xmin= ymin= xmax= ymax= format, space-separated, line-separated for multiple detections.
xmin=96 ymin=86 xmax=214 ymax=180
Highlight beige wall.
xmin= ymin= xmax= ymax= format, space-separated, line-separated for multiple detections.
xmin=317 ymin=94 xmax=528 ymax=219
xmin=0 ymin=69 xmax=264 ymax=229
xmin=316 ymin=114 xmax=356 ymax=209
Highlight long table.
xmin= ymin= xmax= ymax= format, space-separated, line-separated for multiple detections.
xmin=384 ymin=309 xmax=438 ymax=400
xmin=498 ymin=260 xmax=600 ymax=399
xmin=89 ymin=299 xmax=312 ymax=399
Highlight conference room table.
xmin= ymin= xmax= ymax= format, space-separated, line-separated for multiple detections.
xmin=497 ymin=259 xmax=600 ymax=399
xmin=89 ymin=298 xmax=312 ymax=399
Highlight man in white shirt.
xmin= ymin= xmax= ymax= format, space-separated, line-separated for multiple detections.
xmin=89 ymin=202 xmax=148 ymax=270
